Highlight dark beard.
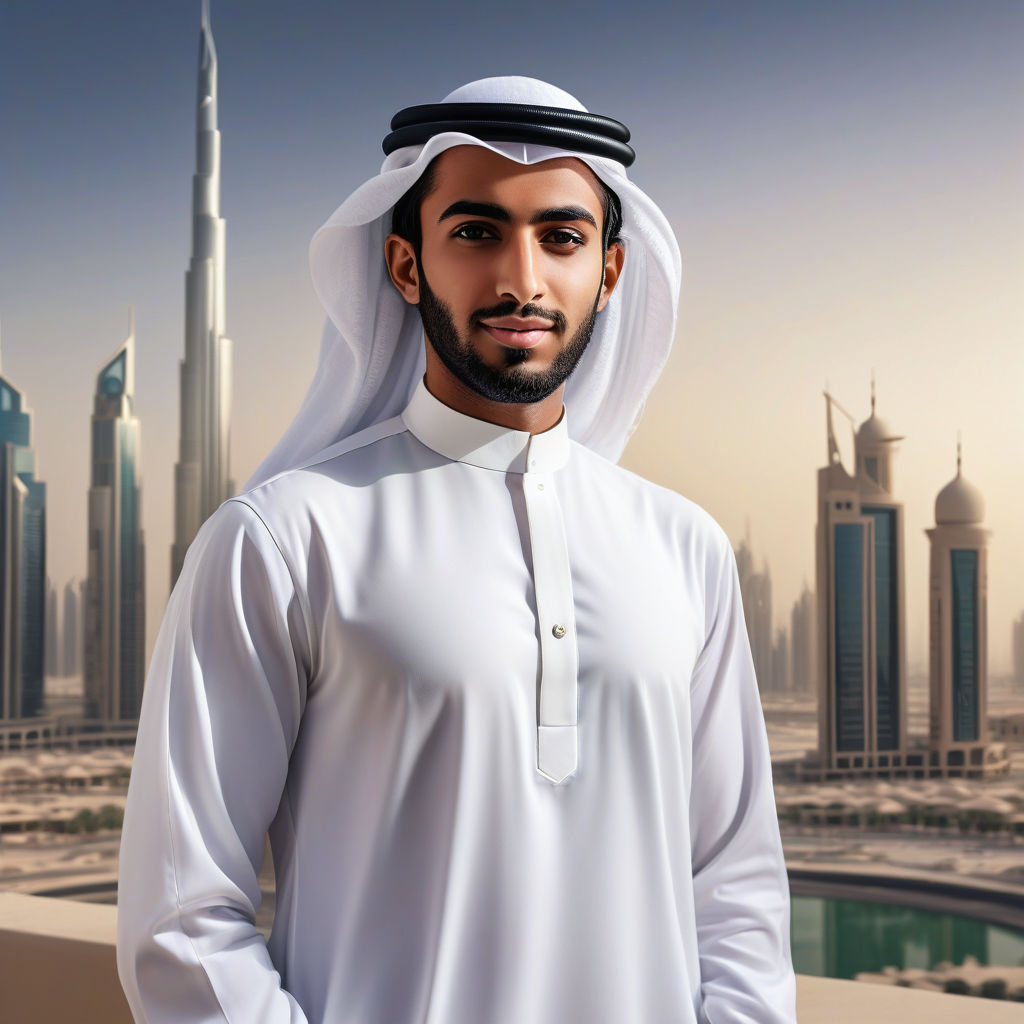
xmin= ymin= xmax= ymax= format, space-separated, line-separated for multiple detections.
xmin=416 ymin=264 xmax=599 ymax=405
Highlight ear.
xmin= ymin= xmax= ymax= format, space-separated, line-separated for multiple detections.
xmin=384 ymin=233 xmax=420 ymax=304
xmin=595 ymin=241 xmax=625 ymax=312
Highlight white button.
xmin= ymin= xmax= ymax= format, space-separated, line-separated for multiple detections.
xmin=529 ymin=459 xmax=537 ymax=469
xmin=552 ymin=624 xmax=567 ymax=639
xmin=537 ymin=483 xmax=545 ymax=491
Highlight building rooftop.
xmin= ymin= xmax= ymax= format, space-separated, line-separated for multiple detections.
xmin=855 ymin=410 xmax=902 ymax=447
xmin=935 ymin=469 xmax=986 ymax=526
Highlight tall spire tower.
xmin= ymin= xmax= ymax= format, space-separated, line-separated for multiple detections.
xmin=172 ymin=0 xmax=233 ymax=586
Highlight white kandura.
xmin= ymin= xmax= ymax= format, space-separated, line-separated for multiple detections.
xmin=116 ymin=383 xmax=796 ymax=1023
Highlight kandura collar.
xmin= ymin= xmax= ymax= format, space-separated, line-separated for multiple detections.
xmin=401 ymin=379 xmax=571 ymax=474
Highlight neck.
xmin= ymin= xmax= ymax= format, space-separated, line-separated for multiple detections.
xmin=423 ymin=346 xmax=565 ymax=434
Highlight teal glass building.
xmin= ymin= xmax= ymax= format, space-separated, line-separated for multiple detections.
xmin=84 ymin=327 xmax=146 ymax=722
xmin=832 ymin=522 xmax=865 ymax=752
xmin=950 ymin=548 xmax=979 ymax=742
xmin=815 ymin=389 xmax=909 ymax=777
xmin=925 ymin=449 xmax=1003 ymax=776
xmin=862 ymin=505 xmax=900 ymax=750
xmin=0 ymin=368 xmax=46 ymax=719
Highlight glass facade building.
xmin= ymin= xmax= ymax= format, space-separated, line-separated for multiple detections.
xmin=950 ymin=548 xmax=979 ymax=742
xmin=923 ymin=454 xmax=999 ymax=776
xmin=0 ymin=373 xmax=46 ymax=720
xmin=817 ymin=392 xmax=908 ymax=772
xmin=84 ymin=337 xmax=145 ymax=722
xmin=864 ymin=506 xmax=900 ymax=750
xmin=833 ymin=523 xmax=865 ymax=752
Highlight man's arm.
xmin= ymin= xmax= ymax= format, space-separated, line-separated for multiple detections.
xmin=688 ymin=531 xmax=797 ymax=1023
xmin=117 ymin=498 xmax=313 ymax=1022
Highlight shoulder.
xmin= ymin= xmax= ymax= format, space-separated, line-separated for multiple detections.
xmin=244 ymin=415 xmax=410 ymax=497
xmin=192 ymin=416 xmax=432 ymax=592
xmin=230 ymin=415 xmax=415 ymax=533
xmin=569 ymin=442 xmax=732 ymax=560
xmin=169 ymin=497 xmax=313 ymax=655
xmin=177 ymin=496 xmax=296 ymax=592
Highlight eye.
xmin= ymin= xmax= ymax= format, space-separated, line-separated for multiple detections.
xmin=452 ymin=223 xmax=498 ymax=241
xmin=544 ymin=228 xmax=585 ymax=249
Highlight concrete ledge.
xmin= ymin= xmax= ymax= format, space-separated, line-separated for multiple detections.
xmin=2 ymin=892 xmax=1022 ymax=1023
xmin=0 ymin=892 xmax=132 ymax=1023
xmin=796 ymin=974 xmax=1024 ymax=1022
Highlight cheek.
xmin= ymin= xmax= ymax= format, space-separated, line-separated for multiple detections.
xmin=420 ymin=245 xmax=481 ymax=307
xmin=553 ymin=259 xmax=605 ymax=318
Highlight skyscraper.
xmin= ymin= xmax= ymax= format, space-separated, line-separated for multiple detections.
xmin=926 ymin=445 xmax=1005 ymax=777
xmin=1013 ymin=612 xmax=1024 ymax=689
xmin=736 ymin=538 xmax=774 ymax=694
xmin=171 ymin=0 xmax=233 ymax=587
xmin=0 ymin=350 xmax=46 ymax=719
xmin=815 ymin=385 xmax=910 ymax=775
xmin=790 ymin=582 xmax=815 ymax=696
xmin=84 ymin=321 xmax=146 ymax=721
xmin=771 ymin=626 xmax=789 ymax=695
xmin=62 ymin=578 xmax=80 ymax=677
xmin=45 ymin=577 xmax=58 ymax=677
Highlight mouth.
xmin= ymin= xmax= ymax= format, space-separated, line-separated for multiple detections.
xmin=477 ymin=318 xmax=555 ymax=350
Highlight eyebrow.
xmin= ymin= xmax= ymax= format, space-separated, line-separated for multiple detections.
xmin=438 ymin=200 xmax=598 ymax=229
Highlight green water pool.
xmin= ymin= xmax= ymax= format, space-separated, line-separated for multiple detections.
xmin=791 ymin=895 xmax=1024 ymax=979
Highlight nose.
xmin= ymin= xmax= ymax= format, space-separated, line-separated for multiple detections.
xmin=495 ymin=231 xmax=542 ymax=306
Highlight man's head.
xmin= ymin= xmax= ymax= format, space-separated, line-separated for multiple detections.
xmin=384 ymin=145 xmax=625 ymax=409
xmin=247 ymin=76 xmax=680 ymax=488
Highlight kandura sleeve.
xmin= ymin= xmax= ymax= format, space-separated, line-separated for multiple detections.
xmin=687 ymin=533 xmax=797 ymax=1024
xmin=117 ymin=498 xmax=313 ymax=1023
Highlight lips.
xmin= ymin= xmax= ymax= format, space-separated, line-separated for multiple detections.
xmin=478 ymin=317 xmax=554 ymax=349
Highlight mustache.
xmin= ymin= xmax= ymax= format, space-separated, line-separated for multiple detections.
xmin=469 ymin=300 xmax=567 ymax=333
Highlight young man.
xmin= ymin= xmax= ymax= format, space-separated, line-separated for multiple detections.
xmin=117 ymin=77 xmax=797 ymax=1023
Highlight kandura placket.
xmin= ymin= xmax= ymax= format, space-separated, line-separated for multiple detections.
xmin=523 ymin=458 xmax=578 ymax=783
xmin=402 ymin=381 xmax=577 ymax=783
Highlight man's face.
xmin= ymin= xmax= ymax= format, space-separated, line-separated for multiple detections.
xmin=400 ymin=146 xmax=621 ymax=405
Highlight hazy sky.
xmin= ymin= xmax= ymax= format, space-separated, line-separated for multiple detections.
xmin=2 ymin=0 xmax=1023 ymax=671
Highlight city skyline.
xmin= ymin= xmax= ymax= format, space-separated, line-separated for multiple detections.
xmin=1 ymin=1 xmax=1022 ymax=671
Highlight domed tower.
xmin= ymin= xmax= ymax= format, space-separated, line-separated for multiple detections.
xmin=815 ymin=379 xmax=909 ymax=778
xmin=854 ymin=381 xmax=903 ymax=494
xmin=925 ymin=443 xmax=1005 ymax=776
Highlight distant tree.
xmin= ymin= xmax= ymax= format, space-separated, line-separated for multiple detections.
xmin=67 ymin=809 xmax=99 ymax=834
xmin=96 ymin=804 xmax=124 ymax=830
xmin=980 ymin=979 xmax=1008 ymax=1000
